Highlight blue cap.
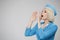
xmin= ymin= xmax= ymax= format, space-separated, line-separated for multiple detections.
xmin=45 ymin=4 xmax=57 ymax=16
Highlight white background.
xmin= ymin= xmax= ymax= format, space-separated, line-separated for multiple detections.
xmin=0 ymin=0 xmax=60 ymax=40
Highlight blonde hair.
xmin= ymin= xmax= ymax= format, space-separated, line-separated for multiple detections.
xmin=45 ymin=8 xmax=55 ymax=22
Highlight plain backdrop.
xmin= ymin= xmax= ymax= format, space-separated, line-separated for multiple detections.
xmin=0 ymin=0 xmax=60 ymax=40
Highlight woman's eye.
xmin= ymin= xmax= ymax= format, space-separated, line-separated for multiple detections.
xmin=45 ymin=10 xmax=46 ymax=13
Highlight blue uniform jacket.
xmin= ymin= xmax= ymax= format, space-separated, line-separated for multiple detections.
xmin=25 ymin=22 xmax=58 ymax=40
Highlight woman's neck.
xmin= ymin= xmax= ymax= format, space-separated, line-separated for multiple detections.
xmin=42 ymin=19 xmax=49 ymax=28
xmin=44 ymin=19 xmax=49 ymax=24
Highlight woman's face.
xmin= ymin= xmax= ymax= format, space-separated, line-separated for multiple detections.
xmin=41 ymin=9 xmax=48 ymax=20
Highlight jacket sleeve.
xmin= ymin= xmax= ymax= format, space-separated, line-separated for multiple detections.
xmin=37 ymin=24 xmax=58 ymax=40
xmin=25 ymin=23 xmax=38 ymax=36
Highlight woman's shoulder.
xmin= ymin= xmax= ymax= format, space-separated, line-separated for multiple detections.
xmin=50 ymin=22 xmax=58 ymax=29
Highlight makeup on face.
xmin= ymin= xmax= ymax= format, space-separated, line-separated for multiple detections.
xmin=41 ymin=9 xmax=47 ymax=17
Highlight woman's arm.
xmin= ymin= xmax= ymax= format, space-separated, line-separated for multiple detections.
xmin=37 ymin=24 xmax=58 ymax=40
xmin=25 ymin=23 xmax=38 ymax=36
xmin=25 ymin=11 xmax=38 ymax=36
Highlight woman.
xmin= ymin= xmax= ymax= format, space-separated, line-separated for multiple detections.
xmin=25 ymin=4 xmax=58 ymax=40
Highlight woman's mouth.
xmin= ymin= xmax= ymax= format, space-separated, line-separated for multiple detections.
xmin=41 ymin=15 xmax=43 ymax=17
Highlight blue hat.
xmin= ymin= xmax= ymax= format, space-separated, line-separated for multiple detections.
xmin=45 ymin=4 xmax=57 ymax=16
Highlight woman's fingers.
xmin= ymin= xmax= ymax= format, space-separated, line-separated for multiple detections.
xmin=37 ymin=12 xmax=42 ymax=21
xmin=32 ymin=11 xmax=37 ymax=18
xmin=39 ymin=12 xmax=42 ymax=20
xmin=30 ymin=11 xmax=38 ymax=22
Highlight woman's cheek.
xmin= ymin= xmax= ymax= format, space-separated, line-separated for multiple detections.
xmin=44 ymin=13 xmax=47 ymax=19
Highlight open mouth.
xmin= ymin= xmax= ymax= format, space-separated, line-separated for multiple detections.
xmin=41 ymin=15 xmax=43 ymax=17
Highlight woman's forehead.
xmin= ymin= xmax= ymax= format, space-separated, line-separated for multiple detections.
xmin=42 ymin=8 xmax=51 ymax=12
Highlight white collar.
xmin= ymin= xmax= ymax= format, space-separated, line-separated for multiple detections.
xmin=41 ymin=23 xmax=49 ymax=29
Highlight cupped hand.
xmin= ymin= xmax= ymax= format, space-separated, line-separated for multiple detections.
xmin=30 ymin=11 xmax=38 ymax=22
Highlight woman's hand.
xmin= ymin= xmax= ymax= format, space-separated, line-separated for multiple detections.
xmin=26 ymin=11 xmax=38 ymax=28
xmin=30 ymin=11 xmax=38 ymax=22
xmin=37 ymin=12 xmax=42 ymax=28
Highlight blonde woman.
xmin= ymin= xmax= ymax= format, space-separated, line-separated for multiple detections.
xmin=25 ymin=4 xmax=58 ymax=40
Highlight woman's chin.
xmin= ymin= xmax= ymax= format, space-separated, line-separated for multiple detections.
xmin=41 ymin=17 xmax=47 ymax=20
xmin=41 ymin=18 xmax=44 ymax=20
